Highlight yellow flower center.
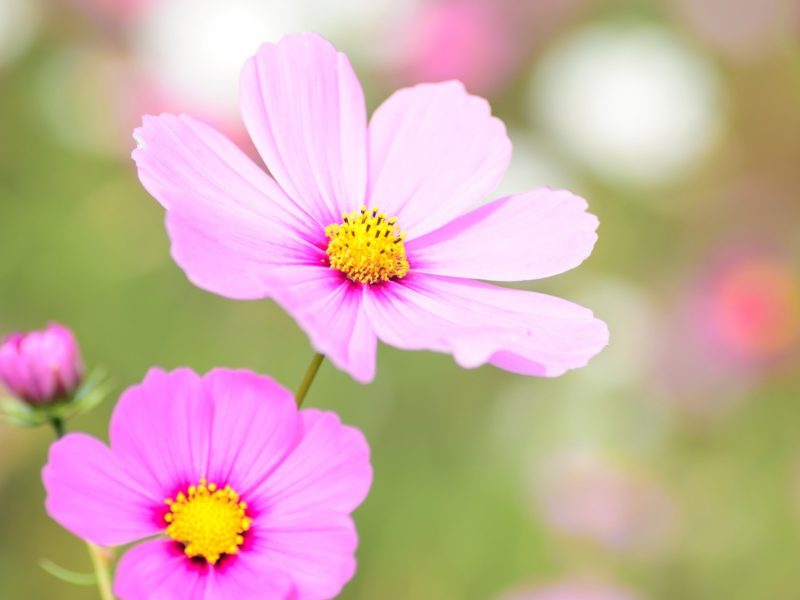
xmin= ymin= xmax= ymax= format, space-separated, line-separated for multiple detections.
xmin=325 ymin=206 xmax=410 ymax=285
xmin=164 ymin=478 xmax=251 ymax=565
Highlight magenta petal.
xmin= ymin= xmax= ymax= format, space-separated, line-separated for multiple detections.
xmin=241 ymin=33 xmax=368 ymax=224
xmin=250 ymin=410 xmax=371 ymax=600
xmin=202 ymin=550 xmax=296 ymax=600
xmin=271 ymin=266 xmax=377 ymax=383
xmin=133 ymin=113 xmax=321 ymax=300
xmin=408 ymin=188 xmax=599 ymax=281
xmin=0 ymin=324 xmax=83 ymax=404
xmin=109 ymin=368 xmax=212 ymax=499
xmin=251 ymin=515 xmax=357 ymax=600
xmin=202 ymin=369 xmax=301 ymax=494
xmin=114 ymin=541 xmax=205 ymax=600
xmin=254 ymin=410 xmax=372 ymax=516
xmin=367 ymin=80 xmax=511 ymax=238
xmin=114 ymin=540 xmax=294 ymax=600
xmin=364 ymin=274 xmax=609 ymax=377
xmin=42 ymin=434 xmax=161 ymax=546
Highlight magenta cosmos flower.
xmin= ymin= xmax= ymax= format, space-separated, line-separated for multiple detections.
xmin=0 ymin=323 xmax=83 ymax=404
xmin=43 ymin=368 xmax=372 ymax=599
xmin=133 ymin=33 xmax=608 ymax=383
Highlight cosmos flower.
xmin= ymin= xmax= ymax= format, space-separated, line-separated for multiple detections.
xmin=696 ymin=251 xmax=800 ymax=365
xmin=534 ymin=452 xmax=675 ymax=554
xmin=0 ymin=323 xmax=83 ymax=405
xmin=498 ymin=580 xmax=642 ymax=600
xmin=43 ymin=368 xmax=372 ymax=599
xmin=133 ymin=33 xmax=608 ymax=383
xmin=386 ymin=0 xmax=522 ymax=96
xmin=653 ymin=247 xmax=800 ymax=418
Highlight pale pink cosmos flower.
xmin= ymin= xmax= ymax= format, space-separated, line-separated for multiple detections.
xmin=498 ymin=580 xmax=642 ymax=600
xmin=534 ymin=453 xmax=676 ymax=555
xmin=655 ymin=246 xmax=800 ymax=417
xmin=43 ymin=368 xmax=372 ymax=599
xmin=0 ymin=323 xmax=83 ymax=405
xmin=65 ymin=0 xmax=151 ymax=24
xmin=387 ymin=0 xmax=523 ymax=96
xmin=673 ymin=0 xmax=800 ymax=63
xmin=133 ymin=33 xmax=608 ymax=383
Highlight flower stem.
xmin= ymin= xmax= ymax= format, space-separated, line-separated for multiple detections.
xmin=49 ymin=418 xmax=115 ymax=600
xmin=87 ymin=544 xmax=114 ymax=600
xmin=49 ymin=416 xmax=65 ymax=439
xmin=295 ymin=353 xmax=325 ymax=407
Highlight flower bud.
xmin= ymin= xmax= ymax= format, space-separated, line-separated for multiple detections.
xmin=0 ymin=323 xmax=84 ymax=405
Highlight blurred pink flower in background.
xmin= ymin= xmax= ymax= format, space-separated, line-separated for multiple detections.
xmin=673 ymin=0 xmax=800 ymax=63
xmin=44 ymin=368 xmax=372 ymax=599
xmin=385 ymin=0 xmax=587 ymax=96
xmin=696 ymin=251 xmax=800 ymax=366
xmin=64 ymin=0 xmax=151 ymax=24
xmin=656 ymin=246 xmax=800 ymax=418
xmin=498 ymin=580 xmax=643 ymax=600
xmin=386 ymin=0 xmax=522 ymax=96
xmin=533 ymin=452 xmax=676 ymax=554
xmin=0 ymin=323 xmax=83 ymax=405
xmin=133 ymin=33 xmax=608 ymax=383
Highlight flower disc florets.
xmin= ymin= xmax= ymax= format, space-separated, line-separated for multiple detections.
xmin=164 ymin=477 xmax=251 ymax=565
xmin=325 ymin=206 xmax=409 ymax=285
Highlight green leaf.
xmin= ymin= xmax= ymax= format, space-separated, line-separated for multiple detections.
xmin=39 ymin=559 xmax=97 ymax=586
xmin=48 ymin=368 xmax=114 ymax=421
xmin=0 ymin=397 xmax=47 ymax=427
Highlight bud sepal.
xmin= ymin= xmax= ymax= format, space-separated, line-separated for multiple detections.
xmin=1 ymin=368 xmax=112 ymax=428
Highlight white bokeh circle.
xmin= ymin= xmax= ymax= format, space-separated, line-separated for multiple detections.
xmin=531 ymin=22 xmax=724 ymax=186
xmin=0 ymin=0 xmax=41 ymax=69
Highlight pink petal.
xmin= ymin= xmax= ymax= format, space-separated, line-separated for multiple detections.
xmin=114 ymin=540 xmax=294 ymax=600
xmin=408 ymin=188 xmax=599 ymax=281
xmin=240 ymin=33 xmax=368 ymax=225
xmin=20 ymin=332 xmax=58 ymax=400
xmin=367 ymin=80 xmax=511 ymax=238
xmin=202 ymin=369 xmax=301 ymax=495
xmin=133 ymin=113 xmax=321 ymax=300
xmin=202 ymin=550 xmax=296 ymax=600
xmin=363 ymin=274 xmax=609 ymax=377
xmin=251 ymin=515 xmax=357 ymax=600
xmin=42 ymin=434 xmax=162 ymax=546
xmin=249 ymin=410 xmax=371 ymax=600
xmin=109 ymin=368 xmax=213 ymax=499
xmin=254 ymin=410 xmax=372 ymax=516
xmin=114 ymin=541 xmax=206 ymax=600
xmin=271 ymin=266 xmax=377 ymax=383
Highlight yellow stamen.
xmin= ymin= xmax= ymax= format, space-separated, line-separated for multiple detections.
xmin=325 ymin=205 xmax=410 ymax=285
xmin=164 ymin=477 xmax=251 ymax=565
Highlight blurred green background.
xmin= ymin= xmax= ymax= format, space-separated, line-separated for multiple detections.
xmin=1 ymin=0 xmax=799 ymax=598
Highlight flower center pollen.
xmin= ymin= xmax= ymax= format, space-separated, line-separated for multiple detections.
xmin=325 ymin=206 xmax=410 ymax=285
xmin=164 ymin=478 xmax=251 ymax=565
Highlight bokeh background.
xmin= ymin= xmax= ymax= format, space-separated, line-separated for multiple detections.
xmin=1 ymin=0 xmax=800 ymax=598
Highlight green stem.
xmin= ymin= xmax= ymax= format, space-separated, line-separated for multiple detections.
xmin=87 ymin=544 xmax=114 ymax=600
xmin=49 ymin=418 xmax=115 ymax=600
xmin=50 ymin=416 xmax=65 ymax=439
xmin=295 ymin=353 xmax=325 ymax=407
